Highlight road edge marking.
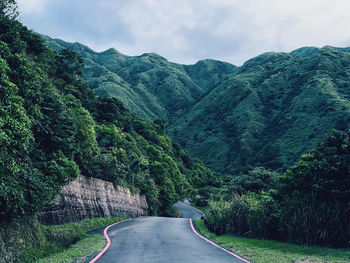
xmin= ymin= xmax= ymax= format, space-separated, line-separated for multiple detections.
xmin=176 ymin=209 xmax=181 ymax=218
xmin=189 ymin=219 xmax=250 ymax=263
xmin=89 ymin=219 xmax=129 ymax=263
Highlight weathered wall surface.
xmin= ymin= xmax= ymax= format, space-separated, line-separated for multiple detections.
xmin=39 ymin=175 xmax=149 ymax=225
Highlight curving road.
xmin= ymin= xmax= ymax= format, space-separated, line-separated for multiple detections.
xmin=90 ymin=201 xmax=249 ymax=263
xmin=172 ymin=201 xmax=204 ymax=219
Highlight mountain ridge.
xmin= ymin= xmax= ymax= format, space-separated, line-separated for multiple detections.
xmin=43 ymin=36 xmax=350 ymax=174
xmin=41 ymin=34 xmax=237 ymax=122
xmin=169 ymin=46 xmax=350 ymax=172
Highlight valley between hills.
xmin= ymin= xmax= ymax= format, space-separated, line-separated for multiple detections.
xmin=43 ymin=35 xmax=350 ymax=174
xmin=0 ymin=1 xmax=349 ymax=262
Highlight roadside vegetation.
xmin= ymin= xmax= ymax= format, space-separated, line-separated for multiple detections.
xmin=195 ymin=129 xmax=350 ymax=248
xmin=164 ymin=207 xmax=180 ymax=218
xmin=34 ymin=234 xmax=104 ymax=263
xmin=0 ymin=0 xmax=215 ymax=225
xmin=0 ymin=3 xmax=217 ymax=261
xmin=194 ymin=220 xmax=350 ymax=263
xmin=1 ymin=0 xmax=349 ymax=262
xmin=22 ymin=217 xmax=127 ymax=263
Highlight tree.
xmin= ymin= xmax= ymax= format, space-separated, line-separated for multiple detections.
xmin=227 ymin=167 xmax=279 ymax=195
xmin=55 ymin=49 xmax=84 ymax=78
xmin=64 ymin=94 xmax=99 ymax=171
xmin=277 ymin=128 xmax=350 ymax=246
xmin=0 ymin=0 xmax=18 ymax=19
xmin=279 ymin=129 xmax=350 ymax=202
xmin=0 ymin=56 xmax=32 ymax=178
xmin=0 ymin=56 xmax=33 ymax=219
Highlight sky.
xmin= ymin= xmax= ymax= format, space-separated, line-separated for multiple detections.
xmin=17 ymin=0 xmax=350 ymax=65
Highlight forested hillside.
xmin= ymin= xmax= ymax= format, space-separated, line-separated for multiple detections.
xmin=1 ymin=0 xmax=349 ymax=254
xmin=42 ymin=35 xmax=236 ymax=122
xmin=45 ymin=38 xmax=350 ymax=175
xmin=170 ymin=47 xmax=350 ymax=173
xmin=0 ymin=0 xmax=214 ymax=222
xmin=40 ymin=35 xmax=350 ymax=247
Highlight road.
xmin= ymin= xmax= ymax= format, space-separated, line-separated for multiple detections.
xmin=172 ymin=201 xmax=204 ymax=219
xmin=90 ymin=201 xmax=249 ymax=263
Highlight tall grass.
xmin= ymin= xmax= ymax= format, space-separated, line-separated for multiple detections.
xmin=194 ymin=219 xmax=350 ymax=263
xmin=205 ymin=193 xmax=279 ymax=240
xmin=204 ymin=193 xmax=350 ymax=247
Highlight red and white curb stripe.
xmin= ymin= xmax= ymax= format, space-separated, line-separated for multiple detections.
xmin=89 ymin=219 xmax=129 ymax=263
xmin=189 ymin=219 xmax=250 ymax=263
xmin=176 ymin=209 xmax=182 ymax=218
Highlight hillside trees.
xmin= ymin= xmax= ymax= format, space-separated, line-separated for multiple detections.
xmin=226 ymin=167 xmax=279 ymax=195
xmin=205 ymin=128 xmax=350 ymax=247
xmin=279 ymin=129 xmax=350 ymax=201
xmin=0 ymin=0 xmax=18 ymax=19
xmin=0 ymin=39 xmax=80 ymax=220
xmin=65 ymin=95 xmax=99 ymax=171
xmin=0 ymin=54 xmax=33 ymax=218
xmin=48 ymin=43 xmax=195 ymax=214
xmin=0 ymin=5 xmax=216 ymax=220
xmin=277 ymin=129 xmax=350 ymax=246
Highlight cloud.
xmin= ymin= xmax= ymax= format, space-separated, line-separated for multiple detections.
xmin=17 ymin=0 xmax=48 ymax=14
xmin=17 ymin=0 xmax=350 ymax=65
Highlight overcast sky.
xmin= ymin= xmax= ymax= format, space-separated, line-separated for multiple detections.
xmin=17 ymin=0 xmax=350 ymax=65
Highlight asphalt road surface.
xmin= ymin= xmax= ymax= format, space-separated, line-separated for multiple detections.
xmin=92 ymin=202 xmax=249 ymax=263
xmin=172 ymin=201 xmax=204 ymax=219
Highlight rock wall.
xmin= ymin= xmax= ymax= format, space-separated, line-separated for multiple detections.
xmin=39 ymin=175 xmax=149 ymax=225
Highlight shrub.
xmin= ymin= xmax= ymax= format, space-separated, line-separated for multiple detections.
xmin=205 ymin=193 xmax=279 ymax=240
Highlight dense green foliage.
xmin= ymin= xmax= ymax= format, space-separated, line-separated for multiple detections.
xmin=0 ymin=9 xmax=80 ymax=220
xmin=2 ymin=1 xmax=349 ymax=252
xmin=225 ymin=167 xmax=279 ymax=195
xmin=42 ymin=35 xmax=236 ymax=123
xmin=171 ymin=48 xmax=350 ymax=174
xmin=39 ymin=217 xmax=127 ymax=252
xmin=204 ymin=129 xmax=350 ymax=247
xmin=44 ymin=37 xmax=350 ymax=175
xmin=1 ymin=216 xmax=127 ymax=263
xmin=0 ymin=5 xmax=215 ymax=221
xmin=34 ymin=235 xmax=104 ymax=263
xmin=0 ymin=0 xmax=17 ymax=19
xmin=194 ymin=219 xmax=350 ymax=263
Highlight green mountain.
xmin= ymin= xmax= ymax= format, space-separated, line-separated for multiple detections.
xmin=169 ymin=47 xmax=350 ymax=173
xmin=41 ymin=35 xmax=236 ymax=123
xmin=44 ymin=37 xmax=350 ymax=175
xmin=1 ymin=0 xmax=349 ymax=254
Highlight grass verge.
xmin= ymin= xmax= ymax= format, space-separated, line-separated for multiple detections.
xmin=193 ymin=219 xmax=350 ymax=263
xmin=164 ymin=207 xmax=180 ymax=217
xmin=34 ymin=234 xmax=104 ymax=263
xmin=20 ymin=217 xmax=128 ymax=263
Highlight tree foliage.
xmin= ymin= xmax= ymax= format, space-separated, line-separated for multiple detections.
xmin=227 ymin=167 xmax=279 ymax=195
xmin=205 ymin=129 xmax=350 ymax=247
xmin=0 ymin=0 xmax=18 ymax=19
xmin=0 ymin=5 xmax=215 ymax=220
